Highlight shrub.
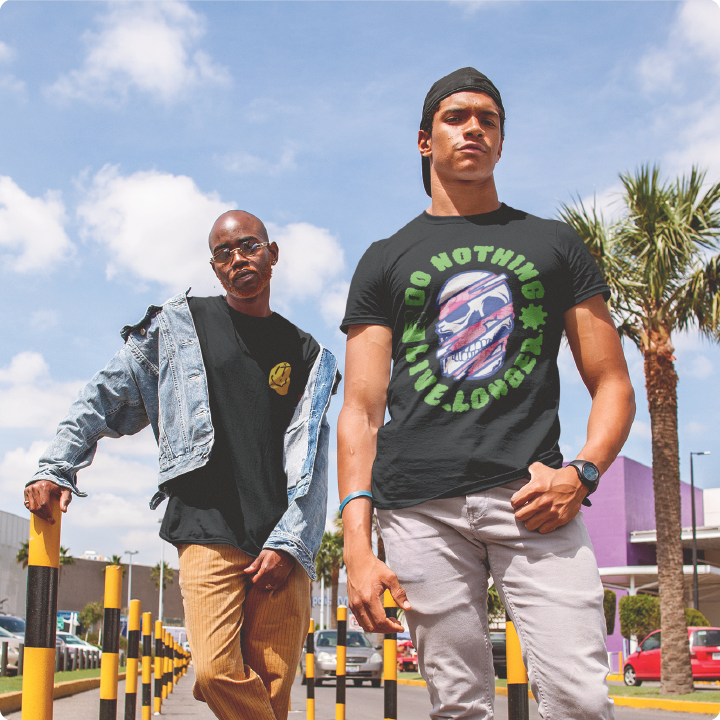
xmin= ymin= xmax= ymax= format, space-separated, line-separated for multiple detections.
xmin=603 ymin=589 xmax=617 ymax=635
xmin=685 ymin=608 xmax=710 ymax=627
xmin=619 ymin=594 xmax=660 ymax=643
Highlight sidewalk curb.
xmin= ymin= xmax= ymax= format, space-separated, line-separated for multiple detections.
xmin=0 ymin=672 xmax=127 ymax=715
xmin=398 ymin=678 xmax=720 ymax=714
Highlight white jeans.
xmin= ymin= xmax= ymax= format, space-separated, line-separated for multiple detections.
xmin=377 ymin=479 xmax=614 ymax=720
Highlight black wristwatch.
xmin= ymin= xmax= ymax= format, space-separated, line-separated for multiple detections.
xmin=567 ymin=460 xmax=600 ymax=507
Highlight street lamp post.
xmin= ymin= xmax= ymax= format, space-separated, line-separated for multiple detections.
xmin=125 ymin=550 xmax=139 ymax=614
xmin=690 ymin=451 xmax=711 ymax=611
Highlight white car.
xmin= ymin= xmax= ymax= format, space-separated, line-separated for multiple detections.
xmin=56 ymin=632 xmax=102 ymax=657
xmin=0 ymin=625 xmax=21 ymax=673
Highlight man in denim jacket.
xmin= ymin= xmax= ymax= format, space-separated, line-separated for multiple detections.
xmin=25 ymin=210 xmax=339 ymax=720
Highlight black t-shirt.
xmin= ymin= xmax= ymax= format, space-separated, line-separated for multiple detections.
xmin=341 ymin=204 xmax=610 ymax=510
xmin=160 ymin=296 xmax=320 ymax=556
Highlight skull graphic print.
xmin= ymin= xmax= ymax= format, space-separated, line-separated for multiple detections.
xmin=435 ymin=271 xmax=514 ymax=380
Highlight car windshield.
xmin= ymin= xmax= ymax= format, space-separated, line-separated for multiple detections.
xmin=0 ymin=626 xmax=15 ymax=638
xmin=490 ymin=633 xmax=505 ymax=642
xmin=316 ymin=632 xmax=372 ymax=648
xmin=59 ymin=634 xmax=84 ymax=645
xmin=691 ymin=629 xmax=720 ymax=647
xmin=0 ymin=618 xmax=25 ymax=633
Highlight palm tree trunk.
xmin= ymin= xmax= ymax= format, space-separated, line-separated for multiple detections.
xmin=331 ymin=567 xmax=339 ymax=630
xmin=645 ymin=326 xmax=693 ymax=695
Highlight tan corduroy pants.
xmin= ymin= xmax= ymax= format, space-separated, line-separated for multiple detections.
xmin=178 ymin=543 xmax=310 ymax=720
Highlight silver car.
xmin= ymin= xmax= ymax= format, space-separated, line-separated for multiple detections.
xmin=301 ymin=630 xmax=383 ymax=687
xmin=56 ymin=632 xmax=102 ymax=657
xmin=0 ymin=625 xmax=21 ymax=673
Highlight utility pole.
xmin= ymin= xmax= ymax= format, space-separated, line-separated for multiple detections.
xmin=158 ymin=539 xmax=165 ymax=624
xmin=690 ymin=451 xmax=710 ymax=610
xmin=125 ymin=550 xmax=139 ymax=613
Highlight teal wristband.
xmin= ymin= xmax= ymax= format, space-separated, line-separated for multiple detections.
xmin=339 ymin=490 xmax=373 ymax=515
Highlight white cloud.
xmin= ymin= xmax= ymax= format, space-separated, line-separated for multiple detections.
xmin=0 ymin=176 xmax=73 ymax=272
xmin=0 ymin=41 xmax=13 ymax=63
xmin=450 ymin=0 xmax=489 ymax=16
xmin=48 ymin=1 xmax=230 ymax=104
xmin=321 ymin=281 xmax=350 ymax=328
xmin=0 ymin=440 xmax=50 ymax=498
xmin=637 ymin=0 xmax=720 ymax=177
xmin=30 ymin=310 xmax=58 ymax=331
xmin=687 ymin=355 xmax=714 ymax=379
xmin=77 ymin=165 xmax=233 ymax=295
xmin=72 ymin=492 xmax=157 ymax=529
xmin=687 ymin=420 xmax=706 ymax=435
xmin=78 ymin=166 xmax=349 ymax=324
xmin=268 ymin=221 xmax=347 ymax=315
xmin=221 ymin=149 xmax=297 ymax=176
xmin=0 ymin=352 xmax=84 ymax=433
xmin=630 ymin=420 xmax=652 ymax=440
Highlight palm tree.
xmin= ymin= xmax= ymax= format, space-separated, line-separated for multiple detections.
xmin=316 ymin=531 xmax=344 ymax=629
xmin=560 ymin=164 xmax=720 ymax=695
xmin=151 ymin=561 xmax=174 ymax=591
xmin=103 ymin=555 xmax=127 ymax=577
xmin=58 ymin=546 xmax=75 ymax=586
xmin=16 ymin=540 xmax=29 ymax=569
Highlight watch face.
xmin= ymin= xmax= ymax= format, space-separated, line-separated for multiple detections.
xmin=582 ymin=464 xmax=599 ymax=482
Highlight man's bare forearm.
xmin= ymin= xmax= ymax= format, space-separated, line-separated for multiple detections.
xmin=579 ymin=376 xmax=636 ymax=474
xmin=337 ymin=405 xmax=377 ymax=559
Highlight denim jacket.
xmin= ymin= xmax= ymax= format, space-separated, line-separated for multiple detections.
xmin=30 ymin=292 xmax=337 ymax=579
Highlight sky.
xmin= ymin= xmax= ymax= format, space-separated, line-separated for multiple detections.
xmin=1 ymin=0 xmax=720 ymax=572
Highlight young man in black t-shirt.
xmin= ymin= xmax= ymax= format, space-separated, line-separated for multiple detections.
xmin=338 ymin=68 xmax=635 ymax=719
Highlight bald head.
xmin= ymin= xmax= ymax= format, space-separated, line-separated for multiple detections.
xmin=209 ymin=210 xmax=269 ymax=251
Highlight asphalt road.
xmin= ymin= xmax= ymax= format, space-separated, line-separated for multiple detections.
xmin=3 ymin=669 xmax=718 ymax=720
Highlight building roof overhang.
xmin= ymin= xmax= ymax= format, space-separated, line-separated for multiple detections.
xmin=599 ymin=564 xmax=720 ymax=602
xmin=630 ymin=526 xmax=720 ymax=550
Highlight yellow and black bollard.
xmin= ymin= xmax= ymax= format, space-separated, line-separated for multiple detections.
xmin=141 ymin=612 xmax=152 ymax=720
xmin=124 ymin=599 xmax=141 ymax=720
xmin=165 ymin=631 xmax=173 ymax=697
xmin=21 ymin=498 xmax=61 ymax=720
xmin=383 ymin=590 xmax=397 ymax=720
xmin=305 ymin=619 xmax=315 ymax=720
xmin=335 ymin=606 xmax=347 ymax=720
xmin=154 ymin=620 xmax=163 ymax=713
xmin=506 ymin=611 xmax=529 ymax=720
xmin=99 ymin=566 xmax=123 ymax=720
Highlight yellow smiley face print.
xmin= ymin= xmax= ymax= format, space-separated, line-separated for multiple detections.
xmin=269 ymin=362 xmax=292 ymax=396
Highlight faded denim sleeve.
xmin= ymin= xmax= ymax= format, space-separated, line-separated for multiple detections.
xmin=263 ymin=348 xmax=337 ymax=579
xmin=29 ymin=340 xmax=156 ymax=497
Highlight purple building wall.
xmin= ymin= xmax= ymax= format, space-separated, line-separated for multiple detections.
xmin=581 ymin=456 xmax=704 ymax=652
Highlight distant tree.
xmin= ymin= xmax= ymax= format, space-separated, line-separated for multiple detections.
xmin=316 ymin=531 xmax=344 ymax=629
xmin=16 ymin=540 xmax=29 ymax=569
xmin=103 ymin=555 xmax=126 ymax=577
xmin=487 ymin=583 xmax=505 ymax=625
xmin=604 ymin=589 xmax=617 ymax=636
xmin=79 ymin=601 xmax=104 ymax=639
xmin=151 ymin=562 xmax=174 ymax=591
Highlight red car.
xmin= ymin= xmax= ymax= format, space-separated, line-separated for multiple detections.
xmin=624 ymin=627 xmax=720 ymax=686
xmin=397 ymin=640 xmax=418 ymax=672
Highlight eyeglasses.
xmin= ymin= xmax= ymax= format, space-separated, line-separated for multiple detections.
xmin=209 ymin=241 xmax=270 ymax=265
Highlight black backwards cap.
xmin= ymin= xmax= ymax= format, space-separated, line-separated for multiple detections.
xmin=420 ymin=67 xmax=505 ymax=197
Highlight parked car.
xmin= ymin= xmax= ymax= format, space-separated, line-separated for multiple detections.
xmin=490 ymin=631 xmax=507 ymax=679
xmin=397 ymin=640 xmax=418 ymax=672
xmin=624 ymin=626 xmax=720 ymax=686
xmin=56 ymin=632 xmax=102 ymax=657
xmin=0 ymin=625 xmax=21 ymax=673
xmin=301 ymin=630 xmax=383 ymax=687
xmin=0 ymin=615 xmax=25 ymax=640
